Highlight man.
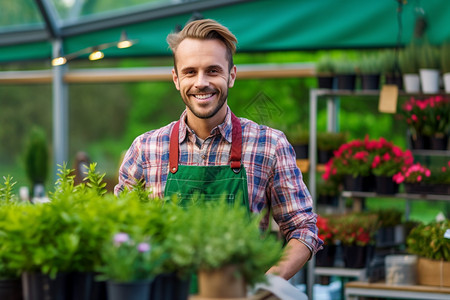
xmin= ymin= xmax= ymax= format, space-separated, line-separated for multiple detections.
xmin=115 ymin=19 xmax=322 ymax=280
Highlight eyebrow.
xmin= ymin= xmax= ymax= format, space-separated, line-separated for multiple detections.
xmin=180 ymin=64 xmax=225 ymax=74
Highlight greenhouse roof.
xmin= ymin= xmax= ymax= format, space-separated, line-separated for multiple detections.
xmin=1 ymin=0 xmax=450 ymax=64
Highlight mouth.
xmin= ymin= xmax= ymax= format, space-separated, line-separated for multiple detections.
xmin=192 ymin=93 xmax=215 ymax=101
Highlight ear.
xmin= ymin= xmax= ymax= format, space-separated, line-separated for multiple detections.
xmin=228 ymin=65 xmax=237 ymax=88
xmin=172 ymin=68 xmax=180 ymax=90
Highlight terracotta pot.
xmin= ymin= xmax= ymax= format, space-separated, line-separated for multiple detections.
xmin=198 ymin=265 xmax=246 ymax=298
xmin=417 ymin=257 xmax=450 ymax=287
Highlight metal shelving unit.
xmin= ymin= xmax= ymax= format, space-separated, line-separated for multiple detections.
xmin=306 ymin=88 xmax=450 ymax=299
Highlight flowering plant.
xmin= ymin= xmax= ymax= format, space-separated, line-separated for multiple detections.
xmin=393 ymin=163 xmax=431 ymax=184
xmin=316 ymin=215 xmax=337 ymax=245
xmin=322 ymin=137 xmax=374 ymax=179
xmin=333 ymin=213 xmax=379 ymax=246
xmin=97 ymin=232 xmax=167 ymax=282
xmin=401 ymin=96 xmax=450 ymax=137
xmin=370 ymin=138 xmax=414 ymax=177
xmin=323 ymin=136 xmax=413 ymax=180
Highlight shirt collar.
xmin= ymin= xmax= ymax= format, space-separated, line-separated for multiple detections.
xmin=178 ymin=106 xmax=233 ymax=144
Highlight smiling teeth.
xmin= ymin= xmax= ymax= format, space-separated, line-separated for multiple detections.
xmin=194 ymin=94 xmax=213 ymax=99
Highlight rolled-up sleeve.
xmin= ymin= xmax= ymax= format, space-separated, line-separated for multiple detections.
xmin=270 ymin=135 xmax=323 ymax=255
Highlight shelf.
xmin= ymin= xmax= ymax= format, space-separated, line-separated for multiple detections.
xmin=313 ymin=88 xmax=449 ymax=97
xmin=345 ymin=281 xmax=450 ymax=300
xmin=411 ymin=149 xmax=450 ymax=156
xmin=341 ymin=191 xmax=450 ymax=202
xmin=314 ymin=267 xmax=366 ymax=281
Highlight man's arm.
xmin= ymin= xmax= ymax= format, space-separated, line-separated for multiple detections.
xmin=266 ymin=239 xmax=310 ymax=280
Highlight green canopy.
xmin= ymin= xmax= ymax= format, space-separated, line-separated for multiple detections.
xmin=1 ymin=0 xmax=450 ymax=63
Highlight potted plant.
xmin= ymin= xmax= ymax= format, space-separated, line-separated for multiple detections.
xmin=401 ymin=96 xmax=450 ymax=150
xmin=317 ymin=131 xmax=347 ymax=164
xmin=380 ymin=50 xmax=403 ymax=90
xmin=442 ymin=41 xmax=450 ymax=93
xmin=373 ymin=209 xmax=405 ymax=247
xmin=418 ymin=41 xmax=440 ymax=94
xmin=357 ymin=53 xmax=382 ymax=90
xmin=406 ymin=220 xmax=450 ymax=287
xmin=334 ymin=58 xmax=357 ymax=91
xmin=316 ymin=177 xmax=340 ymax=206
xmin=0 ymin=176 xmax=23 ymax=300
xmin=23 ymin=126 xmax=49 ymax=201
xmin=399 ymin=43 xmax=420 ymax=93
xmin=315 ymin=215 xmax=338 ymax=267
xmin=97 ymin=232 xmax=167 ymax=300
xmin=178 ymin=199 xmax=283 ymax=298
xmin=334 ymin=213 xmax=379 ymax=269
xmin=393 ymin=162 xmax=431 ymax=194
xmin=316 ymin=55 xmax=335 ymax=89
xmin=323 ymin=137 xmax=375 ymax=192
xmin=285 ymin=125 xmax=309 ymax=159
xmin=370 ymin=138 xmax=414 ymax=194
xmin=401 ymin=97 xmax=433 ymax=149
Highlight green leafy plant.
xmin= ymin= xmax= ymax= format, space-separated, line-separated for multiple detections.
xmin=334 ymin=58 xmax=356 ymax=74
xmin=0 ymin=175 xmax=17 ymax=205
xmin=406 ymin=220 xmax=450 ymax=261
xmin=441 ymin=42 xmax=450 ymax=73
xmin=173 ymin=198 xmax=284 ymax=287
xmin=399 ymin=43 xmax=420 ymax=74
xmin=317 ymin=131 xmax=347 ymax=152
xmin=24 ymin=126 xmax=49 ymax=190
xmin=374 ymin=209 xmax=403 ymax=228
xmin=316 ymin=55 xmax=335 ymax=74
xmin=418 ymin=42 xmax=440 ymax=69
xmin=357 ymin=53 xmax=382 ymax=74
xmin=285 ymin=125 xmax=309 ymax=145
xmin=316 ymin=215 xmax=338 ymax=245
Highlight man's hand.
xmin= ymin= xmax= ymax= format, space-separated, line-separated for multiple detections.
xmin=266 ymin=239 xmax=311 ymax=280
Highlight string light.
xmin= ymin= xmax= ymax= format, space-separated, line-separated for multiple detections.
xmin=51 ymin=30 xmax=136 ymax=66
xmin=88 ymin=49 xmax=104 ymax=61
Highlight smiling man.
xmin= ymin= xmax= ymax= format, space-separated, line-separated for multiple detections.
xmin=115 ymin=19 xmax=322 ymax=281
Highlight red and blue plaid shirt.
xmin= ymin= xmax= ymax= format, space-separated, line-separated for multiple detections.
xmin=115 ymin=107 xmax=322 ymax=254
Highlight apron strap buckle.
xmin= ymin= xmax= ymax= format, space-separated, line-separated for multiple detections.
xmin=230 ymin=161 xmax=241 ymax=173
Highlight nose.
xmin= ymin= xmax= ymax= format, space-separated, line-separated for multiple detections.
xmin=194 ymin=72 xmax=209 ymax=89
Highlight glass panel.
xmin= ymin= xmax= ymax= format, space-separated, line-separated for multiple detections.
xmin=0 ymin=0 xmax=44 ymax=29
xmin=50 ymin=0 xmax=196 ymax=23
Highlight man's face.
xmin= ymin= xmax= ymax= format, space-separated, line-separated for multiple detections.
xmin=172 ymin=38 xmax=236 ymax=120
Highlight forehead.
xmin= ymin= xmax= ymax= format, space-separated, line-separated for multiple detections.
xmin=175 ymin=38 xmax=228 ymax=69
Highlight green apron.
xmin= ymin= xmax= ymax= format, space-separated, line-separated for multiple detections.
xmin=164 ymin=112 xmax=249 ymax=209
xmin=163 ymin=113 xmax=250 ymax=294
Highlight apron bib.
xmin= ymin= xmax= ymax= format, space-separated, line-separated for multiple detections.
xmin=164 ymin=113 xmax=249 ymax=210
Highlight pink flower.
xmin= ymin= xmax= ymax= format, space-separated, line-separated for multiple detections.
xmin=114 ymin=232 xmax=129 ymax=246
xmin=417 ymin=175 xmax=422 ymax=182
xmin=137 ymin=242 xmax=151 ymax=253
xmin=411 ymin=114 xmax=418 ymax=121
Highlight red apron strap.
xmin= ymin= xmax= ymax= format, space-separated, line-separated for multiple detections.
xmin=169 ymin=114 xmax=242 ymax=173
xmin=230 ymin=113 xmax=242 ymax=171
xmin=169 ymin=121 xmax=180 ymax=174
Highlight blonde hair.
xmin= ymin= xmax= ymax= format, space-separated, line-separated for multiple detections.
xmin=167 ymin=19 xmax=237 ymax=71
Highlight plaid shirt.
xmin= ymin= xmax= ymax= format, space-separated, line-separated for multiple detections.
xmin=115 ymin=107 xmax=322 ymax=254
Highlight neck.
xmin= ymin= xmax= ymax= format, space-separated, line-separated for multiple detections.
xmin=185 ymin=107 xmax=227 ymax=139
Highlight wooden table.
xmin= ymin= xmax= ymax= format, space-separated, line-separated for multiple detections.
xmin=345 ymin=281 xmax=450 ymax=300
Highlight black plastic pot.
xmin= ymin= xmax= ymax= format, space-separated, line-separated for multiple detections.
xmin=107 ymin=280 xmax=150 ymax=300
xmin=360 ymin=74 xmax=380 ymax=90
xmin=375 ymin=176 xmax=399 ymax=195
xmin=22 ymin=272 xmax=67 ymax=300
xmin=149 ymin=273 xmax=190 ymax=300
xmin=317 ymin=75 xmax=334 ymax=89
xmin=293 ymin=144 xmax=308 ymax=159
xmin=336 ymin=74 xmax=356 ymax=90
xmin=0 ymin=278 xmax=23 ymax=300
